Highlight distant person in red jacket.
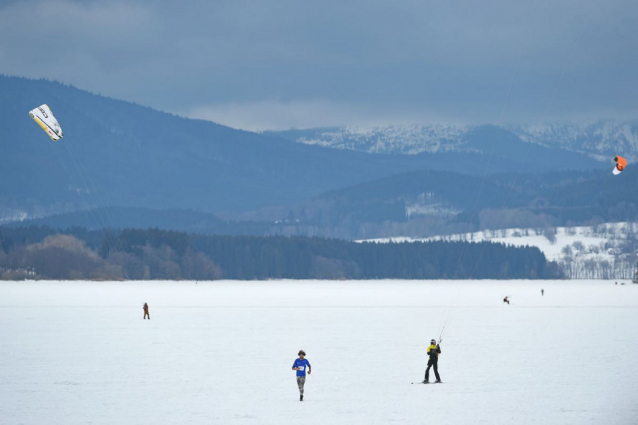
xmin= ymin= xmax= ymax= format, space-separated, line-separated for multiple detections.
xmin=143 ymin=303 xmax=150 ymax=320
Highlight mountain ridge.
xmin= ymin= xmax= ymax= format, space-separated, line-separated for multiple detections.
xmin=269 ymin=122 xmax=638 ymax=162
xmin=0 ymin=75 xmax=603 ymax=222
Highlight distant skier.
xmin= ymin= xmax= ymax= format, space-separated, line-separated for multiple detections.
xmin=143 ymin=303 xmax=150 ymax=320
xmin=292 ymin=350 xmax=311 ymax=401
xmin=423 ymin=339 xmax=441 ymax=383
xmin=541 ymin=289 xmax=544 ymax=296
xmin=503 ymin=296 xmax=510 ymax=305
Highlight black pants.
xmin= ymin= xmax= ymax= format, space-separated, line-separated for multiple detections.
xmin=425 ymin=358 xmax=440 ymax=381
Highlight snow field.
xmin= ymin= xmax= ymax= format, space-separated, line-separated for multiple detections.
xmin=1 ymin=280 xmax=637 ymax=424
xmin=361 ymin=222 xmax=636 ymax=263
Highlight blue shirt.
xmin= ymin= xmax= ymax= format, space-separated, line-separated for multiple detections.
xmin=292 ymin=358 xmax=311 ymax=377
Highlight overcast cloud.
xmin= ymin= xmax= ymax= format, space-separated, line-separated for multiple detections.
xmin=1 ymin=0 xmax=637 ymax=130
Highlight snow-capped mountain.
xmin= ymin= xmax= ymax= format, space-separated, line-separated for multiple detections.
xmin=289 ymin=124 xmax=470 ymax=155
xmin=271 ymin=121 xmax=638 ymax=162
xmin=507 ymin=121 xmax=638 ymax=162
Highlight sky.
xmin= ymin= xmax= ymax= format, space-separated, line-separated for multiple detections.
xmin=1 ymin=0 xmax=637 ymax=130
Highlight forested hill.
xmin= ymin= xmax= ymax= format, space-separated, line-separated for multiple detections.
xmin=0 ymin=75 xmax=602 ymax=221
xmin=12 ymin=167 xmax=635 ymax=240
xmin=308 ymin=168 xmax=638 ymax=224
xmin=4 ymin=207 xmax=272 ymax=236
xmin=230 ymin=168 xmax=638 ymax=240
xmin=0 ymin=226 xmax=559 ymax=280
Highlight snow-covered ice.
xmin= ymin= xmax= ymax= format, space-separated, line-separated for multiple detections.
xmin=1 ymin=280 xmax=637 ymax=424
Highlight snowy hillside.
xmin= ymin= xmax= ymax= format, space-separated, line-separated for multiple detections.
xmin=509 ymin=121 xmax=638 ymax=162
xmin=293 ymin=124 xmax=470 ymax=155
xmin=277 ymin=121 xmax=638 ymax=162
xmin=1 ymin=280 xmax=637 ymax=424
xmin=361 ymin=223 xmax=638 ymax=279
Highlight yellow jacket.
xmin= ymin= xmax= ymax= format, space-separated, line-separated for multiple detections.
xmin=427 ymin=344 xmax=441 ymax=358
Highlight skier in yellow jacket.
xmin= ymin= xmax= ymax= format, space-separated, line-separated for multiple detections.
xmin=423 ymin=339 xmax=441 ymax=383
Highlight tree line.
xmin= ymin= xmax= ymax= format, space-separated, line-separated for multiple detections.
xmin=0 ymin=226 xmax=561 ymax=280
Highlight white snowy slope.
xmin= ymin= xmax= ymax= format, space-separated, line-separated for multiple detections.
xmin=296 ymin=124 xmax=470 ymax=154
xmin=509 ymin=121 xmax=638 ymax=162
xmin=1 ymin=280 xmax=637 ymax=425
xmin=361 ymin=223 xmax=634 ymax=262
xmin=291 ymin=121 xmax=638 ymax=161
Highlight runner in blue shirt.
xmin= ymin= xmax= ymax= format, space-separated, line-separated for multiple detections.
xmin=292 ymin=350 xmax=311 ymax=401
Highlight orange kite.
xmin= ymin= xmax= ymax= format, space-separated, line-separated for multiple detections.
xmin=613 ymin=156 xmax=627 ymax=175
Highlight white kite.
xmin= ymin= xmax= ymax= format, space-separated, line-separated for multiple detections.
xmin=29 ymin=104 xmax=63 ymax=141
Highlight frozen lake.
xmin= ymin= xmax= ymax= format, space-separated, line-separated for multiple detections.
xmin=1 ymin=280 xmax=637 ymax=424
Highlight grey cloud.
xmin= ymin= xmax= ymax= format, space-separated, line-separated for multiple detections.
xmin=1 ymin=0 xmax=637 ymax=129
